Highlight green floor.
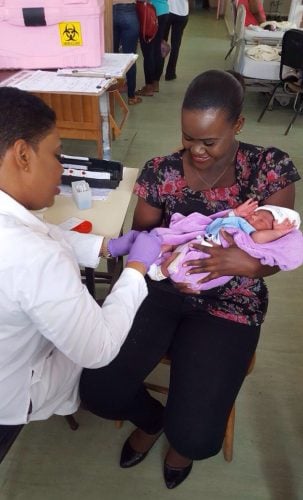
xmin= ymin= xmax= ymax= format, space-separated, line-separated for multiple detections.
xmin=1 ymin=9 xmax=303 ymax=500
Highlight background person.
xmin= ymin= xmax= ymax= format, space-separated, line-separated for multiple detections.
xmin=238 ymin=0 xmax=266 ymax=26
xmin=0 ymin=87 xmax=162 ymax=425
xmin=79 ymin=70 xmax=300 ymax=489
xmin=113 ymin=0 xmax=142 ymax=105
xmin=136 ymin=0 xmax=169 ymax=96
xmin=160 ymin=0 xmax=189 ymax=81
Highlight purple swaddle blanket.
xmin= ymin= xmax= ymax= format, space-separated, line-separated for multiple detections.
xmin=151 ymin=212 xmax=303 ymax=290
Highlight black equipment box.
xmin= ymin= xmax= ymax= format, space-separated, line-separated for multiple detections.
xmin=60 ymin=155 xmax=123 ymax=189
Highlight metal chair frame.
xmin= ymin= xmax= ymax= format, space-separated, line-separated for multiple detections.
xmin=257 ymin=29 xmax=303 ymax=135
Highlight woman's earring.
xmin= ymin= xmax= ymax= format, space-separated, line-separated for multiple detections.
xmin=236 ymin=129 xmax=242 ymax=135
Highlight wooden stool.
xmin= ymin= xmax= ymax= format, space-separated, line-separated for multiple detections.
xmin=115 ymin=353 xmax=256 ymax=462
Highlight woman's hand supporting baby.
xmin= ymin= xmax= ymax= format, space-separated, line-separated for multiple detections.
xmin=174 ymin=229 xmax=280 ymax=293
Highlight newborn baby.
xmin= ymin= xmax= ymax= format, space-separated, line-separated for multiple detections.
xmin=148 ymin=201 xmax=302 ymax=290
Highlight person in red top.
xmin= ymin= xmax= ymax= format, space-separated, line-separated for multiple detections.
xmin=238 ymin=0 xmax=266 ymax=26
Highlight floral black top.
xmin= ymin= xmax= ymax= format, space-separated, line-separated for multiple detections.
xmin=133 ymin=142 xmax=301 ymax=326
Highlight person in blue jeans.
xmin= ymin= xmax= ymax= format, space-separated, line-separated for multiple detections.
xmin=113 ymin=0 xmax=142 ymax=105
xmin=136 ymin=0 xmax=169 ymax=96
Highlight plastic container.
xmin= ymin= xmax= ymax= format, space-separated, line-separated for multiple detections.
xmin=72 ymin=181 xmax=92 ymax=210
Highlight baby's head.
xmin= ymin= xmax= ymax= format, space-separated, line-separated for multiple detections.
xmin=246 ymin=205 xmax=301 ymax=231
xmin=246 ymin=209 xmax=274 ymax=230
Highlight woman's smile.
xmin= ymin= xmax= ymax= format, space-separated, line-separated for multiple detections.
xmin=190 ymin=152 xmax=211 ymax=164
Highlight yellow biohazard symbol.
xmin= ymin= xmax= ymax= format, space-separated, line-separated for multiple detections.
xmin=59 ymin=22 xmax=83 ymax=46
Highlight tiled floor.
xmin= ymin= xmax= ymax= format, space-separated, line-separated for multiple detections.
xmin=1 ymin=8 xmax=302 ymax=500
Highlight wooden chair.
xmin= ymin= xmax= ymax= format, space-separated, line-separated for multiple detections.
xmin=116 ymin=352 xmax=256 ymax=462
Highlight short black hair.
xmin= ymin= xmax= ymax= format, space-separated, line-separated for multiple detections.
xmin=182 ymin=69 xmax=245 ymax=123
xmin=0 ymin=87 xmax=56 ymax=160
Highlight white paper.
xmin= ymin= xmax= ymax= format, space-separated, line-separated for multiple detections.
xmin=59 ymin=217 xmax=87 ymax=230
xmin=57 ymin=53 xmax=138 ymax=78
xmin=59 ymin=185 xmax=111 ymax=200
xmin=1 ymin=70 xmax=114 ymax=95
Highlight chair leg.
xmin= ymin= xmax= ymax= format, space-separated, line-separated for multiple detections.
xmin=257 ymin=83 xmax=281 ymax=122
xmin=223 ymin=405 xmax=235 ymax=462
xmin=284 ymin=94 xmax=302 ymax=135
xmin=224 ymin=45 xmax=235 ymax=61
xmin=64 ymin=414 xmax=79 ymax=431
xmin=284 ymin=111 xmax=300 ymax=135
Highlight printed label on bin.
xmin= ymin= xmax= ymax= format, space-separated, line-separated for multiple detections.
xmin=59 ymin=22 xmax=83 ymax=46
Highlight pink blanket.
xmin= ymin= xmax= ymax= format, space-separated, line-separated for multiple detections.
xmin=152 ymin=212 xmax=303 ymax=290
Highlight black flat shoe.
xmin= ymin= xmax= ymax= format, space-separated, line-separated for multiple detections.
xmin=120 ymin=438 xmax=149 ymax=468
xmin=163 ymin=461 xmax=193 ymax=489
xmin=120 ymin=431 xmax=162 ymax=468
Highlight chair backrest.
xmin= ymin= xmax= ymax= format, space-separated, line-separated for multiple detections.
xmin=288 ymin=0 xmax=303 ymax=27
xmin=224 ymin=0 xmax=238 ymax=36
xmin=280 ymin=29 xmax=303 ymax=80
xmin=234 ymin=4 xmax=246 ymax=44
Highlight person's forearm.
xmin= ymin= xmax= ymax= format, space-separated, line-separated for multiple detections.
xmin=251 ymin=229 xmax=280 ymax=244
xmin=255 ymin=11 xmax=266 ymax=23
xmin=99 ymin=236 xmax=109 ymax=258
xmin=252 ymin=262 xmax=280 ymax=278
xmin=212 ymin=244 xmax=280 ymax=279
xmin=125 ymin=262 xmax=147 ymax=275
xmin=57 ymin=225 xmax=102 ymax=268
xmin=240 ymin=254 xmax=280 ymax=278
xmin=248 ymin=0 xmax=266 ymax=23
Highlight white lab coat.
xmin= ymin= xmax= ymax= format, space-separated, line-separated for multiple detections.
xmin=0 ymin=190 xmax=147 ymax=425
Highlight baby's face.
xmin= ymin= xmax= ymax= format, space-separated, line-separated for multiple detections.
xmin=246 ymin=210 xmax=274 ymax=231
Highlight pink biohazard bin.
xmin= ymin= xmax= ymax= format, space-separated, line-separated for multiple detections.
xmin=0 ymin=0 xmax=104 ymax=69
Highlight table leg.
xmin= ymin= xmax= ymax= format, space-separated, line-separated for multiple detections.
xmin=84 ymin=268 xmax=96 ymax=298
xmin=99 ymin=93 xmax=111 ymax=160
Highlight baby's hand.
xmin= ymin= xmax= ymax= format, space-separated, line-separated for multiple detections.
xmin=273 ymin=218 xmax=296 ymax=234
xmin=234 ymin=199 xmax=258 ymax=217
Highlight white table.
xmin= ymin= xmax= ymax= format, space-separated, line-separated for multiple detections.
xmin=44 ymin=167 xmax=139 ymax=297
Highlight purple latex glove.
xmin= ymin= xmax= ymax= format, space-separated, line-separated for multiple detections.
xmin=127 ymin=232 xmax=163 ymax=269
xmin=108 ymin=230 xmax=140 ymax=257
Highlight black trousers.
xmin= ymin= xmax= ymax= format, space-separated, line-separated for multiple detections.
xmin=140 ymin=14 xmax=169 ymax=84
xmin=80 ymin=285 xmax=260 ymax=460
xmin=162 ymin=13 xmax=188 ymax=79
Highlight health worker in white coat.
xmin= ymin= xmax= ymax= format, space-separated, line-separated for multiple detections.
xmin=0 ymin=87 xmax=162 ymax=426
